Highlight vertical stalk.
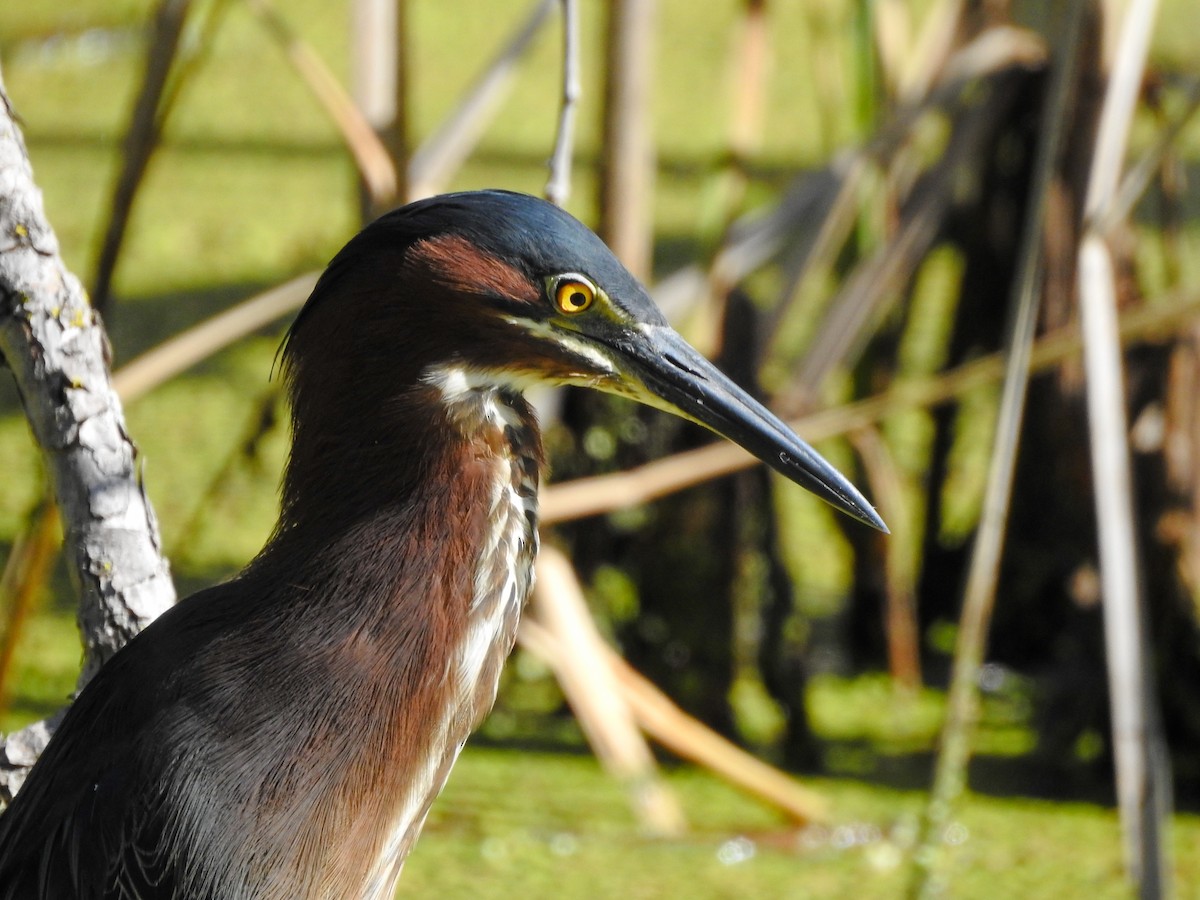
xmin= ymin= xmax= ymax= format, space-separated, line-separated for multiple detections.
xmin=908 ymin=2 xmax=1087 ymax=895
xmin=599 ymin=0 xmax=657 ymax=278
xmin=545 ymin=0 xmax=580 ymax=207
xmin=350 ymin=0 xmax=408 ymax=216
xmin=1079 ymin=0 xmax=1170 ymax=893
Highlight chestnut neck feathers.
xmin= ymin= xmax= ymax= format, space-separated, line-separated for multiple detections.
xmin=231 ymin=214 xmax=548 ymax=896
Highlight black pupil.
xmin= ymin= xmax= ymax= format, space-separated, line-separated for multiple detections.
xmin=568 ymin=290 xmax=587 ymax=308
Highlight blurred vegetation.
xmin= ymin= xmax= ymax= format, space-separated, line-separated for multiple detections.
xmin=403 ymin=746 xmax=1200 ymax=898
xmin=3 ymin=0 xmax=1200 ymax=896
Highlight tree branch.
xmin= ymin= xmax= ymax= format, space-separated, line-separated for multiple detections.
xmin=0 ymin=74 xmax=175 ymax=804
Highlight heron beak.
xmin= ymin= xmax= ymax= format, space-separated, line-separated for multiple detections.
xmin=600 ymin=323 xmax=887 ymax=533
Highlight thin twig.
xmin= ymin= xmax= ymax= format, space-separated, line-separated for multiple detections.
xmin=245 ymin=0 xmax=397 ymax=208
xmin=409 ymin=0 xmax=556 ymax=199
xmin=873 ymin=0 xmax=911 ymax=100
xmin=92 ymin=0 xmax=193 ymax=313
xmin=850 ymin=428 xmax=921 ymax=689
xmin=1084 ymin=2 xmax=1155 ymax=222
xmin=0 ymin=502 xmax=58 ymax=713
xmin=112 ymin=273 xmax=318 ymax=403
xmin=545 ymin=0 xmax=580 ymax=207
xmin=1109 ymin=77 xmax=1200 ymax=229
xmin=896 ymin=0 xmax=964 ymax=103
xmin=156 ymin=0 xmax=235 ymax=133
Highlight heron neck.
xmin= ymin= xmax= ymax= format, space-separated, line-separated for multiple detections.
xmin=255 ymin=379 xmax=545 ymax=649
xmin=242 ymin=380 xmax=543 ymax=896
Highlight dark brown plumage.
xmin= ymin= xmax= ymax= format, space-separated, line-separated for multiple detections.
xmin=0 ymin=191 xmax=882 ymax=899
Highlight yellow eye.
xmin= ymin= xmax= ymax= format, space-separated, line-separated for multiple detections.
xmin=554 ymin=277 xmax=595 ymax=314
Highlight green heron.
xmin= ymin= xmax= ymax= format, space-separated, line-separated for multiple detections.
xmin=0 ymin=191 xmax=883 ymax=898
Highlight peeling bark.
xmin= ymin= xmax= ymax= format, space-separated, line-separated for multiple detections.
xmin=0 ymin=76 xmax=175 ymax=804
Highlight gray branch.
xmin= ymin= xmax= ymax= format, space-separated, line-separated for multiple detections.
xmin=544 ymin=0 xmax=580 ymax=206
xmin=0 ymin=74 xmax=176 ymax=803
